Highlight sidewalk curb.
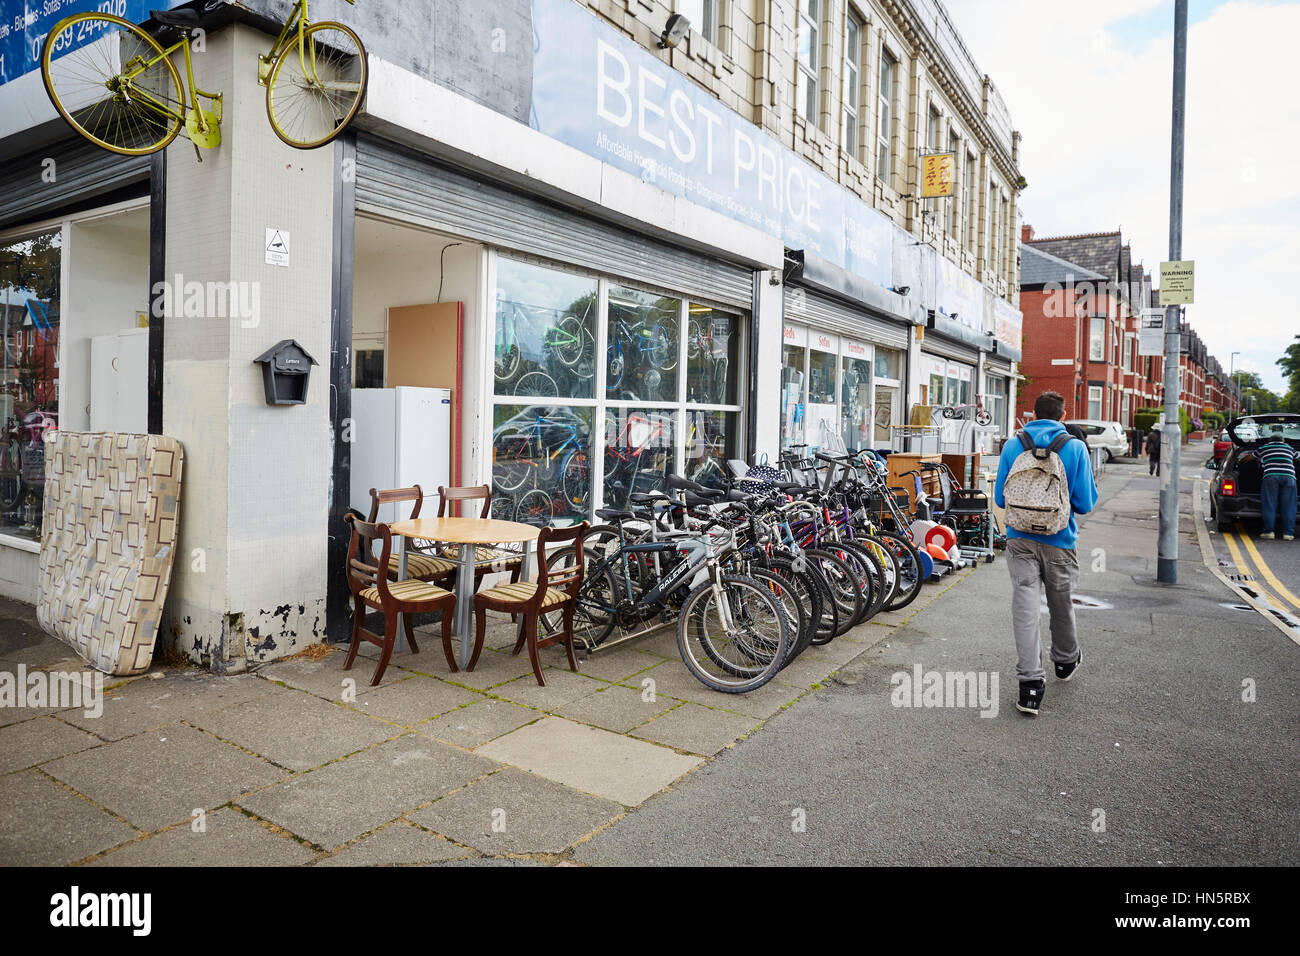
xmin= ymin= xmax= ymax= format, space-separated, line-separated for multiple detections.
xmin=1190 ymin=477 xmax=1300 ymax=647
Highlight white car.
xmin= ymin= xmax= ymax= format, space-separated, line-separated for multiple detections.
xmin=1065 ymin=420 xmax=1129 ymax=462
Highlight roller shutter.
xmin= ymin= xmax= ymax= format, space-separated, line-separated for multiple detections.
xmin=784 ymin=284 xmax=909 ymax=350
xmin=0 ymin=138 xmax=148 ymax=230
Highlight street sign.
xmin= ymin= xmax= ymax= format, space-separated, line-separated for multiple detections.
xmin=921 ymin=153 xmax=956 ymax=198
xmin=1159 ymin=260 xmax=1194 ymax=305
xmin=1139 ymin=309 xmax=1165 ymax=356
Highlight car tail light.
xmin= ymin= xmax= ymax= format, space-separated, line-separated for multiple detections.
xmin=1222 ymin=479 xmax=1236 ymax=497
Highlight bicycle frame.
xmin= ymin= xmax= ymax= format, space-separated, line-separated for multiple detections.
xmin=258 ymin=0 xmax=357 ymax=87
xmin=122 ymin=35 xmax=219 ymax=135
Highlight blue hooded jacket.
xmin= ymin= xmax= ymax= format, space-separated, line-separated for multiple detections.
xmin=993 ymin=418 xmax=1098 ymax=550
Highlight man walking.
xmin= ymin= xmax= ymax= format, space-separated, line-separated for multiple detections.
xmin=1258 ymin=431 xmax=1298 ymax=541
xmin=1144 ymin=427 xmax=1162 ymax=476
xmin=995 ymin=391 xmax=1098 ymax=716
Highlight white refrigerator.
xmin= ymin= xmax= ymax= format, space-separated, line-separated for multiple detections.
xmin=350 ymin=387 xmax=452 ymax=522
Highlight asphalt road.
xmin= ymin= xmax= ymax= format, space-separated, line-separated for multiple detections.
xmin=574 ymin=442 xmax=1300 ymax=866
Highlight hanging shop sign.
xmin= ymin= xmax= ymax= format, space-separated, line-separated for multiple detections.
xmin=920 ymin=152 xmax=956 ymax=198
xmin=529 ymin=0 xmax=893 ymax=289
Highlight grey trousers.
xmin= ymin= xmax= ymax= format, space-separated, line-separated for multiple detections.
xmin=1007 ymin=537 xmax=1080 ymax=683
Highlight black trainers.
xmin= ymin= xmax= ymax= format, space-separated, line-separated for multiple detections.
xmin=1017 ymin=680 xmax=1045 ymax=716
xmin=1055 ymin=651 xmax=1082 ymax=682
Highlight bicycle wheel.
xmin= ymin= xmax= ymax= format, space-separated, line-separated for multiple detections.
xmin=677 ymin=574 xmax=789 ymax=694
xmin=799 ymin=557 xmax=840 ymax=645
xmin=42 ymin=14 xmax=186 ymax=156
xmin=828 ymin=541 xmax=884 ymax=624
xmin=551 ymin=315 xmax=594 ymax=373
xmin=495 ymin=342 xmax=521 ymax=384
xmin=976 ymin=409 xmax=992 ymax=426
xmin=942 ymin=405 xmax=956 ymax=419
xmin=647 ymin=322 xmax=676 ymax=371
xmin=492 ymin=441 xmax=534 ymax=493
xmin=266 ymin=21 xmax=367 ymax=149
xmin=515 ymin=489 xmax=553 ymax=526
xmin=805 ymin=549 xmax=863 ymax=641
xmin=489 ymin=492 xmax=515 ymax=521
xmin=541 ymin=546 xmax=617 ymax=648
xmin=560 ymin=449 xmax=591 ymax=510
xmin=765 ymin=558 xmax=821 ymax=662
xmin=855 ymin=537 xmax=900 ymax=618
xmin=878 ymin=531 xmax=924 ymax=612
xmin=514 ymin=371 xmax=558 ymax=398
xmin=748 ymin=567 xmax=807 ymax=668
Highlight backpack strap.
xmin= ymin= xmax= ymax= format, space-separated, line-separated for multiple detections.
xmin=1016 ymin=431 xmax=1035 ymax=454
xmin=1047 ymin=433 xmax=1073 ymax=454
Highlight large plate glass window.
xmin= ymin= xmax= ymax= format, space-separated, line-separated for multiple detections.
xmin=686 ymin=305 xmax=739 ymax=405
xmin=603 ymin=407 xmax=674 ymax=509
xmin=780 ymin=328 xmax=807 ymax=452
xmin=491 ymin=404 xmax=593 ymax=527
xmin=685 ymin=409 xmax=737 ymax=488
xmin=494 ymin=259 xmax=598 ymax=399
xmin=1 ymin=228 xmax=61 ymax=542
xmin=840 ymin=341 xmax=872 ymax=452
xmin=606 ymin=285 xmax=679 ymax=404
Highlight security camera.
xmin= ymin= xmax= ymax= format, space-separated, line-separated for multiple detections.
xmin=893 ymin=285 xmax=910 ymax=296
xmin=659 ymin=13 xmax=690 ymax=48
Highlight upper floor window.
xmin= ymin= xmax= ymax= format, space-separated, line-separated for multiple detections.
xmin=988 ymin=184 xmax=1000 ymax=276
xmin=1090 ymin=317 xmax=1105 ymax=362
xmin=797 ymin=0 xmax=821 ymax=126
xmin=964 ymin=153 xmax=977 ymax=253
xmin=842 ymin=10 xmax=864 ymax=158
xmin=948 ymin=131 xmax=960 ymax=238
xmin=877 ymin=48 xmax=896 ymax=184
xmin=676 ymin=0 xmax=718 ymax=45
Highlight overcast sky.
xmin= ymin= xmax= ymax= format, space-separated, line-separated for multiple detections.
xmin=943 ymin=0 xmax=1300 ymax=393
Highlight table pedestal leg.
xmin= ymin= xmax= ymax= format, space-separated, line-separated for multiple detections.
xmin=456 ymin=547 xmax=475 ymax=668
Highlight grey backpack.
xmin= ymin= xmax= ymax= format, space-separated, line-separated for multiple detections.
xmin=1003 ymin=432 xmax=1074 ymax=536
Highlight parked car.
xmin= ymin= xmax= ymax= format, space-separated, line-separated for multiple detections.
xmin=1208 ymin=414 xmax=1300 ymax=532
xmin=1065 ymin=420 xmax=1128 ymax=462
xmin=1212 ymin=429 xmax=1233 ymax=463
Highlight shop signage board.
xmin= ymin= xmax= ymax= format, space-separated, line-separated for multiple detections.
xmin=529 ymin=0 xmax=893 ymax=290
xmin=844 ymin=339 xmax=869 ymax=360
xmin=782 ymin=324 xmax=808 ymax=348
xmin=920 ymin=152 xmax=956 ymax=198
xmin=1159 ymin=260 xmax=1194 ymax=305
xmin=810 ymin=331 xmax=839 ymax=353
xmin=1139 ymin=308 xmax=1165 ymax=356
xmin=0 ymin=1 xmax=185 ymax=87
xmin=934 ymin=255 xmax=983 ymax=332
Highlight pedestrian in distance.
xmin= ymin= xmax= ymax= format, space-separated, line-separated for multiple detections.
xmin=995 ymin=391 xmax=1099 ymax=716
xmin=1257 ymin=431 xmax=1298 ymax=541
xmin=1144 ymin=427 xmax=1162 ymax=476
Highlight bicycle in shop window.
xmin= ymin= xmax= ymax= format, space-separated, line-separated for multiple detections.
xmin=685 ymin=314 xmax=732 ymax=403
xmin=494 ymin=296 xmax=597 ymax=398
xmin=606 ymin=299 xmax=679 ymax=401
xmin=41 ymin=0 xmax=366 ymax=157
xmin=684 ymin=414 xmax=729 ymax=488
xmin=603 ymin=411 xmax=673 ymax=509
xmin=490 ymin=408 xmax=590 ymax=525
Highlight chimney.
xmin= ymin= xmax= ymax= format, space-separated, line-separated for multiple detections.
xmin=1021 ymin=224 xmax=1035 ymax=242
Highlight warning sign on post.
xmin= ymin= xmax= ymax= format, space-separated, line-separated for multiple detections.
xmin=265 ymin=229 xmax=290 ymax=268
xmin=1159 ymin=260 xmax=1194 ymax=305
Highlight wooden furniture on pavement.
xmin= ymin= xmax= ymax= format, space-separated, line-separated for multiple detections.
xmin=469 ymin=523 xmax=588 ymax=686
xmin=343 ymin=514 xmax=458 ymax=685
xmin=365 ymin=485 xmax=458 ymax=583
xmin=437 ymin=484 xmax=524 ymax=584
xmin=886 ymin=452 xmax=940 ymax=512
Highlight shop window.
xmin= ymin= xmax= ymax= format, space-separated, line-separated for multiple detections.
xmin=840 ymin=354 xmax=872 ymax=452
xmin=1 ymin=229 xmax=61 ymax=542
xmin=686 ymin=305 xmax=739 ymax=405
xmin=928 ymin=369 xmax=945 ymax=408
xmin=874 ymin=385 xmax=898 ymax=444
xmin=490 ymin=403 xmax=593 ymax=527
xmin=494 ymin=258 xmax=598 ymax=400
xmin=685 ymin=409 xmax=737 ymax=488
xmin=781 ymin=342 xmax=807 ymax=452
xmin=607 ymin=285 xmax=679 ymax=404
xmin=603 ymin=407 xmax=674 ymax=509
xmin=873 ymin=347 xmax=901 ymax=381
xmin=985 ymin=375 xmax=1007 ymax=432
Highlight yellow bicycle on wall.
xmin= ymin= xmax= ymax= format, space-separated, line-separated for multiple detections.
xmin=41 ymin=0 xmax=366 ymax=156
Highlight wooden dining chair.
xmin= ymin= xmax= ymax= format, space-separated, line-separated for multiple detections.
xmin=468 ymin=523 xmax=588 ymax=686
xmin=343 ymin=514 xmax=458 ymax=684
xmin=437 ymin=484 xmax=524 ymax=585
xmin=365 ymin=485 xmax=457 ymax=584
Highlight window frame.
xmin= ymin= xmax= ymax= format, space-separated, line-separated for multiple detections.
xmin=796 ymin=0 xmax=821 ymax=128
xmin=842 ymin=8 xmax=865 ymax=160
xmin=1089 ymin=317 xmax=1105 ymax=362
xmin=876 ymin=46 xmax=896 ymax=187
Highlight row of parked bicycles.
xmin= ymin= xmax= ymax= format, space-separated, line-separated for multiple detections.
xmin=535 ymin=446 xmax=927 ymax=694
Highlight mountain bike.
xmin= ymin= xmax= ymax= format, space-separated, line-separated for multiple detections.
xmin=495 ymin=298 xmax=595 ymax=392
xmin=492 ymin=411 xmax=589 ymax=523
xmin=606 ymin=307 xmax=678 ymax=399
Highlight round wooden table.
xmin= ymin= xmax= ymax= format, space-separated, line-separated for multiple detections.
xmin=388 ymin=517 xmax=540 ymax=666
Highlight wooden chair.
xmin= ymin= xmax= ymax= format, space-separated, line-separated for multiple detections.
xmin=343 ymin=514 xmax=458 ymax=685
xmin=437 ymin=484 xmax=524 ymax=585
xmin=468 ymin=523 xmax=588 ymax=686
xmin=365 ymin=485 xmax=457 ymax=584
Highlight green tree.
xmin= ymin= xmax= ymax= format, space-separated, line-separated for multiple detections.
xmin=1278 ymin=334 xmax=1300 ymax=395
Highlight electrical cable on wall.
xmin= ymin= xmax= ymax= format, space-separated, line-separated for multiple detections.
xmin=436 ymin=242 xmax=464 ymax=303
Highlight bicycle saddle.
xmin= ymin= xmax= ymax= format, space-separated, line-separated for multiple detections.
xmin=152 ymin=8 xmax=200 ymax=28
xmin=628 ymin=492 xmax=667 ymax=504
xmin=594 ymin=508 xmax=635 ymax=522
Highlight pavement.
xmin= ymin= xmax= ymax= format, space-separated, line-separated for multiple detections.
xmin=2 ymin=438 xmax=1294 ymax=866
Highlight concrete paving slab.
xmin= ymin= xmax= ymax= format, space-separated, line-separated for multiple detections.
xmin=86 ymin=807 xmax=315 ymax=866
xmin=566 ymin=648 xmax=661 ymax=683
xmin=492 ymin=667 xmax=607 ymax=711
xmin=0 ymin=769 xmax=139 ymax=866
xmin=445 ymin=647 xmax=545 ymax=690
xmin=190 ymin=688 xmax=398 ymax=771
xmin=41 ymin=723 xmax=284 ymax=833
xmin=315 ymin=821 xmax=474 ymax=866
xmin=477 ymin=716 xmax=703 ymax=806
xmin=0 ymin=624 xmax=74 ymax=669
xmin=622 ymin=660 xmax=802 ymax=719
xmin=412 ymin=698 xmax=541 ymax=749
xmin=59 ymin=671 xmax=278 ymax=741
xmin=407 ymin=766 xmax=621 ymax=855
xmin=556 ymin=683 xmax=678 ymax=733
xmin=257 ymin=649 xmax=406 ymax=700
xmin=0 ymin=715 xmax=102 ymax=774
xmin=347 ymin=675 xmax=481 ymax=726
xmin=630 ymin=703 xmax=763 ymax=756
xmin=238 ymin=734 xmax=500 ymax=849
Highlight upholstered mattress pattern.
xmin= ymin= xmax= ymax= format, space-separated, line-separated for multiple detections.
xmin=36 ymin=432 xmax=184 ymax=675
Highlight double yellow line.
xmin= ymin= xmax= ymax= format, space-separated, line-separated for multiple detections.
xmin=1221 ymin=528 xmax=1300 ymax=613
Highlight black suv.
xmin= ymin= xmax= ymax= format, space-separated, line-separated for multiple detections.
xmin=1208 ymin=414 xmax=1300 ymax=532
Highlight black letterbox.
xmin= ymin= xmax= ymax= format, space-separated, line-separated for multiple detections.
xmin=253 ymin=339 xmax=318 ymax=405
